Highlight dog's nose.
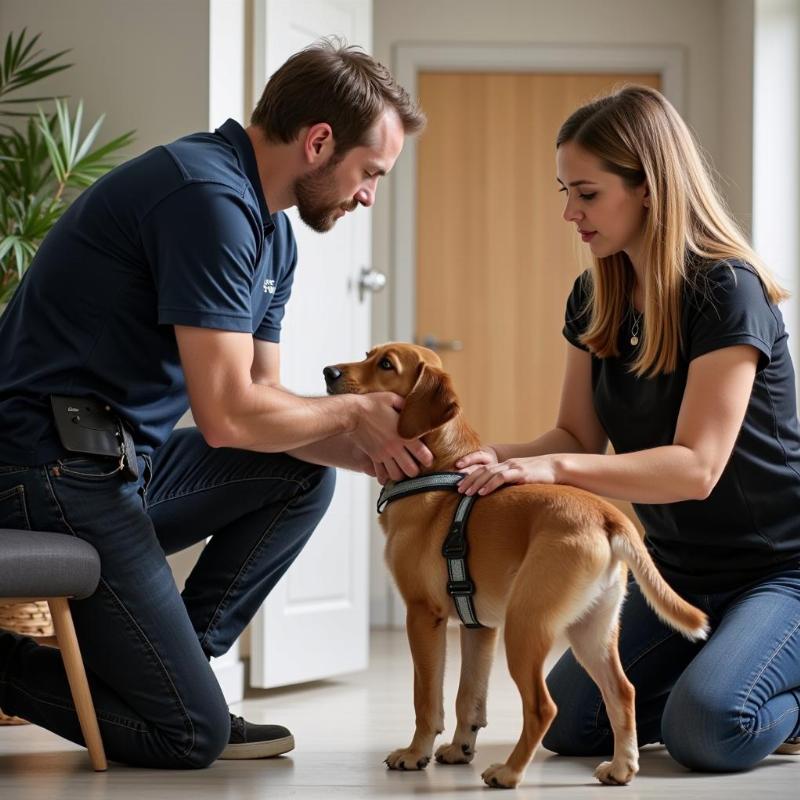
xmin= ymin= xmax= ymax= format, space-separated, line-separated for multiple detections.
xmin=323 ymin=365 xmax=342 ymax=385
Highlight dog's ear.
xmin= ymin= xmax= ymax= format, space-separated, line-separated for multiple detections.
xmin=397 ymin=363 xmax=459 ymax=439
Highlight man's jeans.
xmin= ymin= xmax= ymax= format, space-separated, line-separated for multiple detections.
xmin=0 ymin=427 xmax=335 ymax=768
xmin=543 ymin=568 xmax=800 ymax=771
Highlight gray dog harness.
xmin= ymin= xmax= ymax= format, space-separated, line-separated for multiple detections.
xmin=377 ymin=472 xmax=484 ymax=628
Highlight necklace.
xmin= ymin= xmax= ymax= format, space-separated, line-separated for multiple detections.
xmin=630 ymin=308 xmax=642 ymax=346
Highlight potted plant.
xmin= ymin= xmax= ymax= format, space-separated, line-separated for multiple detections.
xmin=0 ymin=29 xmax=134 ymax=307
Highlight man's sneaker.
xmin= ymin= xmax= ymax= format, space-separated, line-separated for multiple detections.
xmin=219 ymin=714 xmax=295 ymax=759
xmin=775 ymin=738 xmax=800 ymax=755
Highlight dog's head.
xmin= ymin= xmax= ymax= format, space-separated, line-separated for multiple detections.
xmin=323 ymin=343 xmax=460 ymax=439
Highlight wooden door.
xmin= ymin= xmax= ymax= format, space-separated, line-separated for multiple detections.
xmin=416 ymin=72 xmax=659 ymax=525
xmin=416 ymin=72 xmax=660 ymax=442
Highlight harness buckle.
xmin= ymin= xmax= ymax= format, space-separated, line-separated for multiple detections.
xmin=441 ymin=533 xmax=467 ymax=559
xmin=447 ymin=579 xmax=475 ymax=596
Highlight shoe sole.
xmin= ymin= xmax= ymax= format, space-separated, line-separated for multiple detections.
xmin=775 ymin=742 xmax=800 ymax=755
xmin=218 ymin=734 xmax=295 ymax=760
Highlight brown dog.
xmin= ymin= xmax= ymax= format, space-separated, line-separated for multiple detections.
xmin=325 ymin=343 xmax=708 ymax=789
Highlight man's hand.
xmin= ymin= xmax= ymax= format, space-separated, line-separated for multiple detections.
xmin=351 ymin=393 xmax=433 ymax=482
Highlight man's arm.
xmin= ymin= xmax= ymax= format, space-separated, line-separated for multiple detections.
xmin=250 ymin=339 xmax=374 ymax=473
xmin=175 ymin=327 xmax=428 ymax=477
xmin=176 ymin=325 xmax=363 ymax=450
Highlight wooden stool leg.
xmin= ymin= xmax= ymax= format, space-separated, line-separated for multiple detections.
xmin=47 ymin=598 xmax=108 ymax=771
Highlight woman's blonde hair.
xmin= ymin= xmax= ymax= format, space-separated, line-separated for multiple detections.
xmin=557 ymin=85 xmax=787 ymax=377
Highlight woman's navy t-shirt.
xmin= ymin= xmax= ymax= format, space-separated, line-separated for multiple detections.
xmin=563 ymin=261 xmax=800 ymax=593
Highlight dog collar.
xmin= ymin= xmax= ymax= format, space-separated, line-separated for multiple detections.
xmin=377 ymin=472 xmax=484 ymax=629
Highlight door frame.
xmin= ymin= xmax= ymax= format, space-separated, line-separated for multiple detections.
xmin=382 ymin=42 xmax=684 ymax=626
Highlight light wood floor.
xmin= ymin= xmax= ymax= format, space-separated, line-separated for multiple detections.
xmin=1 ymin=628 xmax=797 ymax=799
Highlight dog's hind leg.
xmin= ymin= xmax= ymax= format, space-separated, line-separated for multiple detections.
xmin=565 ymin=568 xmax=639 ymax=785
xmin=435 ymin=625 xmax=499 ymax=765
xmin=385 ymin=601 xmax=448 ymax=771
xmin=480 ymin=535 xmax=587 ymax=789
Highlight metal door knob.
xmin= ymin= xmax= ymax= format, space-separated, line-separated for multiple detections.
xmin=358 ymin=267 xmax=386 ymax=301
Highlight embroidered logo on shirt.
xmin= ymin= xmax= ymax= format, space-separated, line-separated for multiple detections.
xmin=263 ymin=278 xmax=276 ymax=295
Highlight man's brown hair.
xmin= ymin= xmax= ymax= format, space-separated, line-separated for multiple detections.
xmin=251 ymin=38 xmax=426 ymax=154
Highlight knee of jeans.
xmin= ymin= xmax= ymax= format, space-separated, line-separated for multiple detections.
xmin=662 ymin=682 xmax=743 ymax=772
xmin=137 ymin=699 xmax=229 ymax=770
xmin=178 ymin=699 xmax=231 ymax=769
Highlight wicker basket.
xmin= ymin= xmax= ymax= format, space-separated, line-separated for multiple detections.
xmin=0 ymin=600 xmax=54 ymax=725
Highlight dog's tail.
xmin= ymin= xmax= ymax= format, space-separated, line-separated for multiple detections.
xmin=605 ymin=511 xmax=709 ymax=642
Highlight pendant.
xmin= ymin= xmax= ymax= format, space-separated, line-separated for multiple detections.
xmin=630 ymin=335 xmax=639 ymax=346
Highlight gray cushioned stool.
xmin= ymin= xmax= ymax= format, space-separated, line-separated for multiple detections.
xmin=0 ymin=529 xmax=107 ymax=770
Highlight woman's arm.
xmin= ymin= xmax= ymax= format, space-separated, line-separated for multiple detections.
xmin=459 ymin=344 xmax=759 ymax=503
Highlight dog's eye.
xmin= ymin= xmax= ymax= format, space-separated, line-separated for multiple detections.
xmin=379 ymin=358 xmax=394 ymax=371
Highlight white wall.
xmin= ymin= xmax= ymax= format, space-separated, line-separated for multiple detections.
xmin=753 ymin=0 xmax=800 ymax=362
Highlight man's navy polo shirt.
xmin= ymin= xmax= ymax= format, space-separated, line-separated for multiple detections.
xmin=0 ymin=119 xmax=297 ymax=464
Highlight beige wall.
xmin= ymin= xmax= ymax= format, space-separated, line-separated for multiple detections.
xmin=720 ymin=0 xmax=755 ymax=234
xmin=0 ymin=0 xmax=211 ymax=157
xmin=371 ymin=0 xmax=755 ymax=344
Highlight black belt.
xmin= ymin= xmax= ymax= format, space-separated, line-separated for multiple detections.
xmin=377 ymin=472 xmax=483 ymax=628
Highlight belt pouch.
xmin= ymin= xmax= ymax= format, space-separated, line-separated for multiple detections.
xmin=50 ymin=395 xmax=123 ymax=458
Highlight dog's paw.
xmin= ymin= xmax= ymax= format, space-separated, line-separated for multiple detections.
xmin=481 ymin=763 xmax=522 ymax=789
xmin=435 ymin=741 xmax=474 ymax=764
xmin=594 ymin=758 xmax=638 ymax=785
xmin=385 ymin=747 xmax=431 ymax=771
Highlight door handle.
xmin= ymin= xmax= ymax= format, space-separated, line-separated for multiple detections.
xmin=358 ymin=267 xmax=386 ymax=302
xmin=417 ymin=335 xmax=464 ymax=352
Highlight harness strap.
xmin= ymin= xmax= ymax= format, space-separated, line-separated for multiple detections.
xmin=377 ymin=472 xmax=484 ymax=628
xmin=376 ymin=472 xmax=464 ymax=513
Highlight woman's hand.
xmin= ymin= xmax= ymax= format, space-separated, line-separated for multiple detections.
xmin=457 ymin=455 xmax=558 ymax=495
xmin=455 ymin=445 xmax=500 ymax=473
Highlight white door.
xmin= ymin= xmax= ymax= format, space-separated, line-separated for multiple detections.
xmin=250 ymin=0 xmax=374 ymax=688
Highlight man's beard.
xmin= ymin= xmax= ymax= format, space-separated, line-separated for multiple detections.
xmin=294 ymin=156 xmax=357 ymax=233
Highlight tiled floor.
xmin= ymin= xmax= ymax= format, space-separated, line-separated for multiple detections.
xmin=0 ymin=628 xmax=797 ymax=799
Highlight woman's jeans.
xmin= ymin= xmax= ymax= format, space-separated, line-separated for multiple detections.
xmin=0 ymin=427 xmax=335 ymax=768
xmin=543 ymin=568 xmax=800 ymax=772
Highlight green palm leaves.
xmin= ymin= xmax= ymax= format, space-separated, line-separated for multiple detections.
xmin=0 ymin=29 xmax=134 ymax=304
xmin=0 ymin=29 xmax=71 ymax=117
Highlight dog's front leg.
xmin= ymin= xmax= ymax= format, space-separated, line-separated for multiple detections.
xmin=385 ymin=602 xmax=447 ymax=771
xmin=436 ymin=625 xmax=498 ymax=765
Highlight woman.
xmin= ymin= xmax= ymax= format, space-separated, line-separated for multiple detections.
xmin=456 ymin=85 xmax=800 ymax=772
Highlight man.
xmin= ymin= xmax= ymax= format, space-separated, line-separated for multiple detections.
xmin=0 ymin=40 xmax=427 ymax=768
